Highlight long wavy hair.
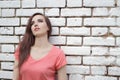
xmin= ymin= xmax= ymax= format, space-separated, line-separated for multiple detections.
xmin=18 ymin=13 xmax=52 ymax=68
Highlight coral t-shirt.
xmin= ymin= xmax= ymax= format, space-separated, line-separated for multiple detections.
xmin=14 ymin=46 xmax=67 ymax=80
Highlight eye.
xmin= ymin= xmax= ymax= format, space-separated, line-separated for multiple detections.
xmin=38 ymin=19 xmax=43 ymax=22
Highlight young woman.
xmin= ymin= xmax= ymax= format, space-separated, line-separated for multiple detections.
xmin=13 ymin=13 xmax=67 ymax=80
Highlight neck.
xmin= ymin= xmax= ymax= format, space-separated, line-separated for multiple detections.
xmin=33 ymin=34 xmax=51 ymax=48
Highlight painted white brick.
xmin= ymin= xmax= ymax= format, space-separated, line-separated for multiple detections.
xmin=116 ymin=57 xmax=120 ymax=66
xmin=0 ymin=27 xmax=13 ymax=34
xmin=109 ymin=47 xmax=120 ymax=56
xmin=0 ymin=18 xmax=19 ymax=26
xmin=49 ymin=36 xmax=66 ymax=45
xmin=16 ymin=9 xmax=43 ymax=16
xmin=85 ymin=76 xmax=117 ymax=80
xmin=83 ymin=0 xmax=115 ymax=7
xmin=117 ymin=17 xmax=120 ymax=26
xmin=91 ymin=66 xmax=107 ymax=75
xmin=45 ymin=8 xmax=59 ymax=16
xmin=2 ymin=9 xmax=15 ymax=17
xmin=1 ymin=45 xmax=14 ymax=52
xmin=51 ymin=27 xmax=59 ymax=35
xmin=61 ymin=8 xmax=91 ymax=16
xmin=61 ymin=46 xmax=90 ymax=55
xmin=69 ymin=74 xmax=84 ymax=80
xmin=37 ymin=0 xmax=65 ymax=7
xmin=0 ymin=71 xmax=13 ymax=79
xmin=67 ymin=65 xmax=89 ymax=74
xmin=67 ymin=0 xmax=82 ymax=7
xmin=118 ymin=0 xmax=120 ymax=6
xmin=0 ymin=1 xmax=20 ymax=8
xmin=83 ymin=56 xmax=116 ymax=65
xmin=0 ymin=53 xmax=14 ymax=61
xmin=0 ymin=36 xmax=19 ymax=43
xmin=60 ymin=27 xmax=90 ymax=36
xmin=83 ymin=37 xmax=115 ymax=46
xmin=67 ymin=37 xmax=82 ymax=45
xmin=84 ymin=18 xmax=116 ymax=26
xmin=1 ymin=62 xmax=14 ymax=70
xmin=110 ymin=27 xmax=120 ymax=36
xmin=21 ymin=18 xmax=29 ymax=25
xmin=49 ymin=18 xmax=65 ymax=26
xmin=108 ymin=67 xmax=120 ymax=76
xmin=92 ymin=27 xmax=108 ymax=36
xmin=109 ymin=7 xmax=120 ymax=16
xmin=116 ymin=37 xmax=120 ymax=45
xmin=92 ymin=47 xmax=108 ymax=55
xmin=66 ymin=56 xmax=81 ymax=64
xmin=22 ymin=0 xmax=35 ymax=8
xmin=15 ymin=27 xmax=26 ymax=35
xmin=93 ymin=8 xmax=108 ymax=16
xmin=67 ymin=18 xmax=82 ymax=26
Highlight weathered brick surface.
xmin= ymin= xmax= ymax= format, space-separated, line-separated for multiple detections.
xmin=0 ymin=0 xmax=120 ymax=80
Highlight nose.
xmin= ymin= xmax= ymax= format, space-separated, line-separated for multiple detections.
xmin=34 ymin=24 xmax=38 ymax=27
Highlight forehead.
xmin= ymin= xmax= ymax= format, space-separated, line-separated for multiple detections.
xmin=32 ymin=15 xmax=45 ymax=21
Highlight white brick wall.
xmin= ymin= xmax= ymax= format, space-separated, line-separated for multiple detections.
xmin=0 ymin=0 xmax=120 ymax=80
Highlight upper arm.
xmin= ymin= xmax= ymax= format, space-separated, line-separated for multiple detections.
xmin=57 ymin=65 xmax=67 ymax=80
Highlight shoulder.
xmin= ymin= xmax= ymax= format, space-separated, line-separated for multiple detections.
xmin=52 ymin=46 xmax=65 ymax=56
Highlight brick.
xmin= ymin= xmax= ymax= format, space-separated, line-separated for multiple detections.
xmin=83 ymin=56 xmax=116 ymax=65
xmin=92 ymin=47 xmax=108 ymax=55
xmin=16 ymin=9 xmax=43 ymax=16
xmin=49 ymin=36 xmax=66 ymax=45
xmin=66 ymin=56 xmax=81 ymax=64
xmin=37 ymin=0 xmax=65 ymax=7
xmin=0 ymin=18 xmax=19 ymax=26
xmin=61 ymin=8 xmax=91 ymax=16
xmin=22 ymin=0 xmax=35 ymax=8
xmin=15 ymin=27 xmax=26 ymax=35
xmin=116 ymin=37 xmax=120 ymax=45
xmin=110 ymin=27 xmax=120 ymax=36
xmin=21 ymin=18 xmax=29 ymax=25
xmin=0 ymin=1 xmax=20 ymax=8
xmin=67 ymin=37 xmax=82 ymax=45
xmin=92 ymin=27 xmax=108 ymax=36
xmin=45 ymin=8 xmax=59 ymax=16
xmin=61 ymin=46 xmax=90 ymax=55
xmin=0 ymin=53 xmax=14 ymax=61
xmin=60 ymin=27 xmax=90 ymax=36
xmin=49 ymin=18 xmax=65 ymax=26
xmin=51 ymin=27 xmax=59 ymax=35
xmin=108 ymin=67 xmax=120 ymax=76
xmin=93 ymin=8 xmax=108 ymax=16
xmin=0 ymin=36 xmax=19 ymax=43
xmin=0 ymin=27 xmax=13 ymax=34
xmin=69 ymin=74 xmax=84 ymax=80
xmin=84 ymin=18 xmax=116 ymax=26
xmin=109 ymin=7 xmax=120 ymax=16
xmin=117 ymin=17 xmax=120 ymax=26
xmin=67 ymin=65 xmax=89 ymax=74
xmin=85 ymin=76 xmax=117 ymax=80
xmin=67 ymin=18 xmax=82 ymax=26
xmin=109 ymin=47 xmax=120 ymax=56
xmin=83 ymin=0 xmax=115 ymax=7
xmin=0 ymin=8 xmax=1 ymax=16
xmin=1 ymin=62 xmax=14 ymax=70
xmin=118 ymin=0 xmax=120 ymax=6
xmin=67 ymin=0 xmax=82 ymax=7
xmin=116 ymin=57 xmax=120 ymax=66
xmin=83 ymin=37 xmax=115 ymax=46
xmin=0 ymin=71 xmax=13 ymax=79
xmin=1 ymin=45 xmax=14 ymax=52
xmin=91 ymin=66 xmax=107 ymax=75
xmin=2 ymin=9 xmax=15 ymax=17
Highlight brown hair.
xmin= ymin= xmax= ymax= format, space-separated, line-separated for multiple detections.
xmin=18 ymin=13 xmax=52 ymax=68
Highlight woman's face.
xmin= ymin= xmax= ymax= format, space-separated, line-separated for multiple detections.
xmin=31 ymin=15 xmax=49 ymax=37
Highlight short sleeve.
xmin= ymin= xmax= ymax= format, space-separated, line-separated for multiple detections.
xmin=14 ymin=47 xmax=19 ymax=61
xmin=55 ymin=50 xmax=67 ymax=70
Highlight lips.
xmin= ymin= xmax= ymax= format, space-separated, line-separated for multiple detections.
xmin=34 ymin=27 xmax=40 ymax=31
